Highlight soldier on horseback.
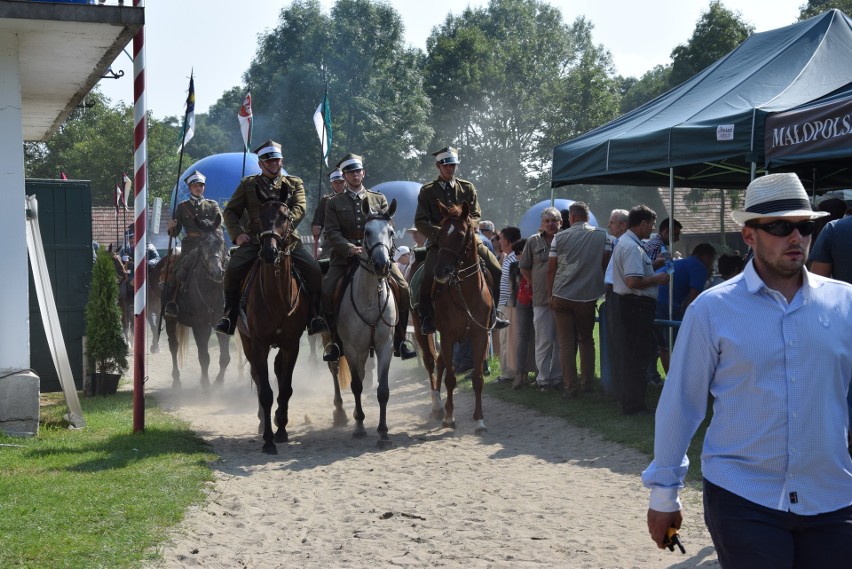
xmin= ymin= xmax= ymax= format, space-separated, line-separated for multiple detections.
xmin=415 ymin=146 xmax=509 ymax=335
xmin=320 ymin=153 xmax=416 ymax=362
xmin=215 ymin=140 xmax=327 ymax=337
xmin=164 ymin=170 xmax=222 ymax=318
xmin=311 ymin=168 xmax=346 ymax=259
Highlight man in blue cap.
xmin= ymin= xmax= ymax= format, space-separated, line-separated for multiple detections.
xmin=215 ymin=140 xmax=326 ymax=336
xmin=414 ymin=145 xmax=509 ymax=335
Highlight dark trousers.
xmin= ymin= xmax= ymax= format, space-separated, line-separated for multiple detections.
xmin=224 ymin=240 xmax=322 ymax=300
xmin=703 ymin=479 xmax=852 ymax=569
xmin=603 ymin=289 xmax=620 ymax=397
xmin=551 ymin=297 xmax=597 ymax=393
xmin=616 ymin=294 xmax=656 ymax=414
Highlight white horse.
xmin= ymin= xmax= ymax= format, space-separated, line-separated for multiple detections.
xmin=336 ymin=198 xmax=398 ymax=449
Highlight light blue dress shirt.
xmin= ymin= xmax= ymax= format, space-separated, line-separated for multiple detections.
xmin=643 ymin=260 xmax=852 ymax=515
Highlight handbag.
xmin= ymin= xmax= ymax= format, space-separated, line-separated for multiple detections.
xmin=516 ymin=276 xmax=533 ymax=306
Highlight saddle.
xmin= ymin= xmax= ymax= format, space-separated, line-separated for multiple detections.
xmin=236 ymin=257 xmax=305 ymax=339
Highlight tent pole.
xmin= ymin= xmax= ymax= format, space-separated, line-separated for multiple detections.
xmin=668 ymin=168 xmax=674 ymax=359
xmin=720 ymin=189 xmax=726 ymax=248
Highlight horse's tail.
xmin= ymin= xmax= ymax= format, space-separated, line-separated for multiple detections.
xmin=337 ymin=355 xmax=352 ymax=391
xmin=176 ymin=324 xmax=189 ymax=367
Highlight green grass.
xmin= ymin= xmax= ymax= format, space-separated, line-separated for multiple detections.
xmin=0 ymin=391 xmax=215 ymax=569
xmin=457 ymin=321 xmax=711 ymax=487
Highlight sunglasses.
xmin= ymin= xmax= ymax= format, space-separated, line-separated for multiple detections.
xmin=747 ymin=219 xmax=816 ymax=237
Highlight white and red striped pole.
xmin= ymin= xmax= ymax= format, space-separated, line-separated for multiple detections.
xmin=132 ymin=0 xmax=147 ymax=433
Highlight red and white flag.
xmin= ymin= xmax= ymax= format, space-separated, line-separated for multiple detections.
xmin=238 ymin=92 xmax=252 ymax=151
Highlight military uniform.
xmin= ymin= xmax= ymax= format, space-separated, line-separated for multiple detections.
xmin=311 ymin=192 xmax=334 ymax=260
xmin=321 ymin=186 xmax=414 ymax=360
xmin=166 ymin=197 xmax=222 ymax=287
xmin=219 ymin=171 xmax=324 ymax=332
xmin=414 ymin=176 xmax=503 ymax=329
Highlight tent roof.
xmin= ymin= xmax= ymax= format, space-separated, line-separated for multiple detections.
xmin=552 ymin=10 xmax=852 ymax=190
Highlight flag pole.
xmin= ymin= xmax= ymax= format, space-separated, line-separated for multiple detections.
xmin=132 ymin=0 xmax=148 ymax=432
xmin=158 ymin=71 xmax=193 ymax=339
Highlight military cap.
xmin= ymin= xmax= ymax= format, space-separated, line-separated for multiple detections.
xmin=184 ymin=170 xmax=206 ymax=185
xmin=432 ymin=146 xmax=460 ymax=165
xmin=254 ymin=139 xmax=283 ymax=160
xmin=336 ymin=153 xmax=364 ymax=172
xmin=329 ymin=169 xmax=344 ymax=182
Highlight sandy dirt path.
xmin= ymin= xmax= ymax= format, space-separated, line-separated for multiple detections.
xmin=142 ymin=334 xmax=718 ymax=568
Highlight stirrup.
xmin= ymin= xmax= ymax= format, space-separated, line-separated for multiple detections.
xmin=164 ymin=301 xmax=178 ymax=318
xmin=215 ymin=316 xmax=235 ymax=336
xmin=394 ymin=339 xmax=417 ymax=360
xmin=322 ymin=342 xmax=341 ymax=362
xmin=308 ymin=316 xmax=328 ymax=335
xmin=493 ymin=316 xmax=510 ymax=331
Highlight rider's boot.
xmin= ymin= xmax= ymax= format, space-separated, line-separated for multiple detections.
xmin=308 ymin=293 xmax=328 ymax=335
xmin=392 ymin=284 xmax=416 ymax=359
xmin=164 ymin=282 xmax=180 ymax=318
xmin=494 ymin=310 xmax=510 ymax=331
xmin=322 ymin=312 xmax=341 ymax=362
xmin=419 ymin=298 xmax=436 ymax=335
xmin=215 ymin=289 xmax=240 ymax=336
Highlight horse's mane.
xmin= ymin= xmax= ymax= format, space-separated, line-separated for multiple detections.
xmin=440 ymin=203 xmax=470 ymax=224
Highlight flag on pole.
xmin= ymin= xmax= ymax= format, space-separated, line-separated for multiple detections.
xmin=114 ymin=184 xmax=125 ymax=213
xmin=238 ymin=91 xmax=253 ymax=151
xmin=177 ymin=74 xmax=195 ymax=152
xmin=60 ymin=171 xmax=68 ymax=181
xmin=313 ymin=93 xmax=332 ymax=166
xmin=122 ymin=171 xmax=132 ymax=196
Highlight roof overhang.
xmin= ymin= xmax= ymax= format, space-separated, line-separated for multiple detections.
xmin=0 ymin=1 xmax=143 ymax=141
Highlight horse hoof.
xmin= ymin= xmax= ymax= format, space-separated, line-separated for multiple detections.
xmin=262 ymin=444 xmax=278 ymax=455
xmin=171 ymin=380 xmax=181 ymax=391
xmin=475 ymin=425 xmax=488 ymax=435
xmin=377 ymin=438 xmax=393 ymax=450
xmin=442 ymin=419 xmax=456 ymax=430
xmin=431 ymin=409 xmax=445 ymax=421
xmin=333 ymin=410 xmax=349 ymax=427
xmin=353 ymin=428 xmax=367 ymax=439
xmin=150 ymin=345 xmax=159 ymax=354
xmin=200 ymin=379 xmax=211 ymax=390
xmin=273 ymin=431 xmax=288 ymax=444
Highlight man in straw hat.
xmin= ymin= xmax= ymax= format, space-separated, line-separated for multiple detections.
xmin=164 ymin=170 xmax=222 ymax=318
xmin=643 ymin=172 xmax=852 ymax=567
xmin=320 ymin=153 xmax=416 ymax=362
xmin=414 ymin=145 xmax=509 ymax=335
xmin=311 ymin=168 xmax=346 ymax=259
xmin=215 ymin=140 xmax=327 ymax=336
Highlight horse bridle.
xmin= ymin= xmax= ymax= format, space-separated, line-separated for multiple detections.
xmin=437 ymin=218 xmax=496 ymax=331
xmin=350 ymin=213 xmax=398 ymax=331
xmin=438 ymin=221 xmax=480 ymax=285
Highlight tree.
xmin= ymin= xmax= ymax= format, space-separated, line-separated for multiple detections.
xmin=224 ymin=0 xmax=432 ymax=214
xmin=619 ymin=64 xmax=672 ymax=114
xmin=25 ymin=89 xmax=185 ymax=206
xmin=669 ymin=1 xmax=754 ymax=87
xmin=423 ymin=0 xmax=621 ymax=224
xmin=799 ymin=0 xmax=852 ymax=19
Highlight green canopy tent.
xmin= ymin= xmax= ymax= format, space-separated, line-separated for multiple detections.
xmin=552 ymin=9 xmax=852 ymax=192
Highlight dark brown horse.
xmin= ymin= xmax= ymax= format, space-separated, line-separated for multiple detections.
xmin=238 ymin=201 xmax=309 ymax=454
xmin=147 ymin=228 xmax=232 ymax=389
xmin=429 ymin=201 xmax=494 ymax=433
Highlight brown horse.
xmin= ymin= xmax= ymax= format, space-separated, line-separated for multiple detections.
xmin=407 ymin=261 xmax=444 ymax=421
xmin=429 ymin=201 xmax=494 ymax=433
xmin=238 ymin=201 xmax=310 ymax=454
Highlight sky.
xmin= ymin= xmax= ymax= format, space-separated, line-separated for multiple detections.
xmin=97 ymin=0 xmax=806 ymax=119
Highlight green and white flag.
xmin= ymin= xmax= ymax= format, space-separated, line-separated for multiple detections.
xmin=313 ymin=92 xmax=332 ymax=166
